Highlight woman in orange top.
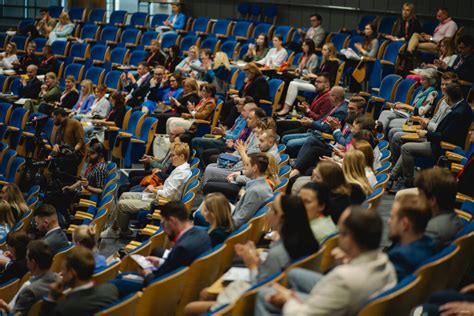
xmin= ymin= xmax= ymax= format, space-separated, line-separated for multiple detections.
xmin=166 ymin=83 xmax=217 ymax=134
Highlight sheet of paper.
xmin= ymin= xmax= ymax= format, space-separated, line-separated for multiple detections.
xmin=223 ymin=267 xmax=251 ymax=282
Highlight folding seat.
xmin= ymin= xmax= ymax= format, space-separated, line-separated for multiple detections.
xmin=0 ymin=149 xmax=17 ymax=178
xmin=9 ymin=35 xmax=28 ymax=54
xmin=109 ymin=10 xmax=128 ymax=27
xmin=98 ymin=26 xmax=121 ymax=46
xmin=127 ymin=12 xmax=149 ymax=29
xmin=189 ymin=17 xmax=211 ymax=35
xmin=88 ymin=45 xmax=109 ymax=66
xmin=260 ymin=79 xmax=284 ymax=116
xmin=108 ymin=47 xmax=129 ymax=68
xmin=211 ymin=19 xmax=233 ymax=39
xmin=365 ymin=74 xmax=402 ymax=118
xmin=200 ymin=37 xmax=220 ymax=53
xmin=237 ymin=2 xmax=251 ymax=20
xmin=62 ymin=63 xmax=85 ymax=83
xmin=263 ymin=5 xmax=278 ymax=24
xmin=220 ymin=40 xmax=239 ymax=59
xmin=79 ymin=24 xmax=99 ymax=42
xmin=346 ymin=35 xmax=365 ymax=52
xmin=252 ymin=23 xmax=274 ymax=39
xmin=104 ymin=70 xmax=123 ymax=91
xmin=159 ymin=31 xmax=178 ymax=49
xmin=179 ymin=34 xmax=199 ymax=55
xmin=7 ymin=78 xmax=21 ymax=96
xmin=140 ymin=31 xmax=159 ymax=48
xmin=273 ymin=25 xmax=294 ymax=44
xmin=47 ymin=5 xmax=63 ymax=19
xmin=0 ymin=156 xmax=25 ymax=185
xmin=86 ymin=9 xmax=106 ymax=25
xmin=366 ymin=187 xmax=385 ymax=209
xmin=249 ymin=3 xmax=262 ymax=20
xmin=356 ymin=15 xmax=377 ymax=34
xmin=0 ymin=34 xmax=7 ymax=51
xmin=231 ymin=21 xmax=254 ymax=41
xmin=32 ymin=37 xmax=48 ymax=55
xmin=378 ymin=16 xmax=398 ymax=36
xmin=67 ymin=42 xmax=90 ymax=64
xmin=85 ymin=67 xmax=106 ymax=86
xmin=118 ymin=28 xmax=141 ymax=48
xmin=68 ymin=7 xmax=86 ymax=23
xmin=51 ymin=40 xmax=70 ymax=59
xmin=128 ymin=50 xmax=147 ymax=67
xmin=18 ymin=19 xmax=35 ymax=32
xmin=150 ymin=13 xmax=169 ymax=29
xmin=2 ymin=107 xmax=28 ymax=149
xmin=327 ymin=32 xmax=350 ymax=52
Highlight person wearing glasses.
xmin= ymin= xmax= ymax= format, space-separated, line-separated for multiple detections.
xmin=435 ymin=35 xmax=474 ymax=83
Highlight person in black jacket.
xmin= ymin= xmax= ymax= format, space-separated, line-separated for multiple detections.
xmin=18 ymin=64 xmax=42 ymax=99
xmin=220 ymin=62 xmax=270 ymax=128
xmin=385 ymin=2 xmax=422 ymax=42
xmin=110 ymin=201 xmax=212 ymax=297
xmin=0 ymin=232 xmax=29 ymax=284
xmin=57 ymin=75 xmax=80 ymax=110
xmin=145 ymin=39 xmax=166 ymax=67
xmin=164 ymin=45 xmax=183 ymax=73
xmin=121 ymin=61 xmax=152 ymax=110
xmin=37 ymin=45 xmax=60 ymax=75
xmin=397 ymin=82 xmax=472 ymax=187
xmin=436 ymin=35 xmax=474 ymax=83
xmin=12 ymin=42 xmax=39 ymax=74
xmin=40 ymin=247 xmax=119 ymax=316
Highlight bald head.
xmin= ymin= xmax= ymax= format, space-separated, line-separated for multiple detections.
xmin=330 ymin=86 xmax=345 ymax=104
xmin=26 ymin=65 xmax=38 ymax=79
xmin=242 ymin=102 xmax=258 ymax=118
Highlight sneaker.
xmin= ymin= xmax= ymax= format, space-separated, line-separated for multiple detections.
xmin=100 ymin=226 xmax=120 ymax=239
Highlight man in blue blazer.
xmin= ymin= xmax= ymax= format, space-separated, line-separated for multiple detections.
xmin=398 ymin=82 xmax=472 ymax=187
xmin=387 ymin=193 xmax=437 ymax=281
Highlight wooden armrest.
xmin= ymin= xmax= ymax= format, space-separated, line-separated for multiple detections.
xmin=227 ymin=89 xmax=238 ymax=94
xmin=74 ymin=212 xmax=94 ymax=220
xmin=111 ymin=63 xmax=121 ymax=69
xmin=73 ymin=57 xmax=86 ymax=62
xmin=125 ymin=244 xmax=138 ymax=252
xmin=440 ymin=141 xmax=457 ymax=151
xmin=66 ymin=224 xmax=78 ymax=234
xmin=260 ymin=99 xmax=272 ymax=105
xmin=385 ymin=102 xmax=395 ymax=108
xmin=131 ymin=138 xmax=145 ymax=144
xmin=157 ymin=197 xmax=171 ymax=206
xmin=181 ymin=113 xmax=192 ymax=119
xmin=6 ymin=126 xmax=20 ymax=132
xmin=446 ymin=151 xmax=465 ymax=162
xmin=363 ymin=56 xmax=376 ymax=62
xmin=455 ymin=209 xmax=472 ymax=220
xmin=0 ymin=181 xmax=8 ymax=186
xmin=370 ymin=96 xmax=385 ymax=103
xmin=115 ymin=23 xmax=125 ymax=27
xmin=216 ymin=34 xmax=227 ymax=39
xmin=458 ymin=80 xmax=473 ymax=87
xmin=400 ymin=133 xmax=420 ymax=141
xmin=451 ymin=163 xmax=464 ymax=173
xmin=235 ymin=36 xmax=247 ymax=41
xmin=106 ymin=126 xmax=120 ymax=132
xmin=125 ymin=43 xmax=137 ymax=48
xmin=106 ymin=40 xmax=117 ymax=46
xmin=195 ymin=31 xmax=207 ymax=36
xmin=194 ymin=119 xmax=210 ymax=124
xmin=402 ymin=124 xmax=421 ymax=133
xmin=381 ymin=60 xmax=394 ymax=66
xmin=85 ymin=39 xmax=96 ymax=43
xmin=206 ymin=275 xmax=225 ymax=295
xmin=359 ymin=91 xmax=370 ymax=97
xmin=67 ymin=36 xmax=78 ymax=41
xmin=456 ymin=192 xmax=473 ymax=203
xmin=152 ymin=210 xmax=161 ymax=220
xmin=118 ymin=132 xmax=133 ymax=138
xmin=321 ymin=133 xmax=334 ymax=141
xmin=129 ymin=241 xmax=141 ymax=247
xmin=93 ymin=60 xmax=104 ymax=65
xmin=22 ymin=131 xmax=35 ymax=137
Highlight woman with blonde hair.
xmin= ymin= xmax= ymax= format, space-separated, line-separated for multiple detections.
xmin=352 ymin=140 xmax=377 ymax=186
xmin=24 ymin=71 xmax=61 ymax=112
xmin=175 ymin=45 xmax=202 ymax=77
xmin=47 ymin=12 xmax=74 ymax=44
xmin=0 ymin=184 xmax=29 ymax=221
xmin=201 ymin=193 xmax=234 ymax=246
xmin=342 ymin=149 xmax=373 ymax=196
xmin=0 ymin=200 xmax=15 ymax=240
xmin=72 ymin=225 xmax=107 ymax=269
xmin=71 ymin=79 xmax=95 ymax=116
xmin=0 ymin=42 xmax=18 ymax=70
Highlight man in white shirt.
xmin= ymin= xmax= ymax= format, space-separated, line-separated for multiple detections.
xmin=407 ymin=7 xmax=458 ymax=54
xmin=255 ymin=206 xmax=397 ymax=316
xmin=101 ymin=142 xmax=192 ymax=239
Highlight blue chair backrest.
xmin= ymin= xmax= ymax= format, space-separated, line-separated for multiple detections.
xmin=0 ymin=149 xmax=16 ymax=175
xmin=180 ymin=35 xmax=198 ymax=53
xmin=85 ymin=67 xmax=105 ymax=86
xmin=9 ymin=107 xmax=27 ymax=128
xmin=378 ymin=74 xmax=401 ymax=100
xmin=220 ymin=40 xmax=238 ymax=59
xmin=6 ymin=157 xmax=25 ymax=182
xmin=129 ymin=50 xmax=147 ymax=66
xmin=87 ymin=9 xmax=106 ymax=24
xmin=64 ymin=63 xmax=84 ymax=81
xmin=366 ymin=274 xmax=418 ymax=304
xmin=235 ymin=70 xmax=246 ymax=91
xmin=105 ymin=70 xmax=123 ymax=90
xmin=0 ymin=102 xmax=11 ymax=122
xmin=375 ymin=173 xmax=389 ymax=186
xmin=126 ymin=111 xmax=144 ymax=135
xmin=109 ymin=10 xmax=127 ymax=25
xmin=268 ymin=79 xmax=283 ymax=101
xmin=239 ymin=43 xmax=250 ymax=60
xmin=201 ymin=37 xmax=219 ymax=53
xmin=393 ymin=79 xmax=416 ymax=103
xmin=233 ymin=21 xmax=252 ymax=38
xmin=358 ymin=15 xmax=376 ymax=31
xmin=138 ymin=117 xmax=157 ymax=141
xmin=422 ymin=21 xmax=438 ymax=35
xmin=273 ymin=25 xmax=292 ymax=43
xmin=212 ymin=19 xmax=231 ymax=36
xmin=151 ymin=14 xmax=169 ymax=28
xmin=378 ymin=16 xmax=398 ymax=35
xmin=10 ymin=36 xmax=28 ymax=52
xmin=278 ymin=165 xmax=290 ymax=177
xmin=160 ymin=31 xmax=178 ymax=49
xmin=18 ymin=18 xmax=35 ymax=31
xmin=33 ymin=37 xmax=48 ymax=54
xmin=51 ymin=40 xmax=68 ymax=56
xmin=141 ymin=31 xmax=159 ymax=46
xmin=100 ymin=26 xmax=120 ymax=42
xmin=192 ymin=17 xmax=210 ymax=33
xmin=367 ymin=59 xmax=382 ymax=90
xmin=110 ymin=47 xmax=128 ymax=64
xmin=264 ymin=5 xmax=278 ymax=18
xmin=292 ymin=52 xmax=303 ymax=67
xmin=237 ymin=3 xmax=250 ymax=15
xmin=348 ymin=35 xmax=365 ymax=51
xmin=0 ymin=75 xmax=6 ymax=93
xmin=250 ymin=4 xmax=262 ymax=17
xmin=121 ymin=29 xmax=140 ymax=44
xmin=69 ymin=42 xmax=88 ymax=59
xmin=253 ymin=23 xmax=272 ymax=38
xmin=382 ymin=40 xmax=405 ymax=64
xmin=9 ymin=78 xmax=21 ymax=96
xmin=130 ymin=12 xmax=148 ymax=27
xmin=366 ymin=186 xmax=383 ymax=201
xmin=81 ymin=24 xmax=98 ymax=40
xmin=330 ymin=33 xmax=349 ymax=52
xmin=48 ymin=5 xmax=63 ymax=19
xmin=69 ymin=7 xmax=85 ymax=21
xmin=90 ymin=45 xmax=107 ymax=62
xmin=375 ymin=161 xmax=391 ymax=174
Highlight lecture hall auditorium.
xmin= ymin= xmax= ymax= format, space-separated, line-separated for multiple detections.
xmin=0 ymin=0 xmax=473 ymax=315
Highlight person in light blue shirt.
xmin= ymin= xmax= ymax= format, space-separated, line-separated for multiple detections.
xmin=47 ymin=12 xmax=74 ymax=45
xmin=72 ymin=225 xmax=108 ymax=270
xmin=156 ymin=4 xmax=186 ymax=33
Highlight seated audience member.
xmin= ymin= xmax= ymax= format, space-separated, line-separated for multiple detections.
xmin=292 ymin=161 xmax=365 ymax=223
xmin=17 ymin=65 xmax=42 ymax=100
xmin=185 ymin=194 xmax=319 ymax=315
xmin=277 ymin=72 xmax=332 ymax=132
xmin=111 ymin=201 xmax=212 ymax=295
xmin=190 ymin=48 xmax=215 ymax=83
xmin=70 ymin=80 xmax=95 ymax=117
xmin=392 ymin=83 xmax=471 ymax=188
xmin=76 ymin=84 xmax=110 ymax=120
xmin=294 ymin=13 xmax=326 ymax=50
xmin=255 ymin=206 xmax=396 ymax=316
xmin=385 ymin=2 xmax=421 ymax=42
xmin=0 ymin=183 xmax=29 ymax=221
xmin=243 ymin=34 xmax=270 ymax=63
xmin=407 ymin=7 xmax=457 ymax=54
xmin=154 ymin=72 xmax=184 ymax=111
xmin=164 ymin=45 xmax=183 ymax=73
xmin=435 ymin=35 xmax=474 ymax=83
xmin=101 ymin=142 xmax=192 ymax=238
xmin=351 ymin=140 xmax=377 ymax=186
xmin=155 ymin=3 xmax=185 ymax=33
xmin=166 ymin=83 xmax=217 ymax=134
xmin=0 ymin=241 xmax=58 ymax=315
xmin=87 ymin=91 xmax=127 ymax=140
xmin=299 ymin=182 xmax=337 ymax=243
xmin=278 ymin=43 xmax=340 ymax=116
xmin=341 ymin=149 xmax=374 ymax=197
xmin=282 ymin=86 xmax=347 ymax=157
xmin=121 ymin=61 xmax=152 ymax=110
xmin=32 ymin=8 xmax=57 ymax=38
xmin=220 ymin=63 xmax=269 ymax=128
xmin=387 ymin=193 xmax=436 ymax=281
xmin=0 ymin=42 xmax=18 ymax=70
xmin=34 ymin=204 xmax=69 ymax=254
xmin=72 ymin=225 xmax=107 ymax=270
xmin=145 ymin=39 xmax=166 ymax=67
xmin=47 ymin=12 xmax=74 ymax=45
xmin=40 ymin=247 xmax=119 ymax=315
xmin=256 ymin=35 xmax=288 ymax=69
xmin=141 ymin=66 xmax=170 ymax=115
xmin=37 ymin=45 xmax=59 ymax=75
xmin=24 ymin=72 xmax=61 ymax=113
xmin=0 ymin=200 xmax=15 ymax=240
xmin=192 ymin=102 xmax=257 ymax=166
xmin=40 ymin=75 xmax=79 ymax=115
xmin=200 ymin=193 xmax=234 ymax=246
xmin=0 ymin=232 xmax=29 ymax=284
xmin=412 ymin=284 xmax=474 ymax=315
xmin=12 ymin=42 xmax=39 ymax=74
xmin=409 ymin=38 xmax=457 ymax=79
xmin=378 ymin=71 xmax=438 ymax=136
xmin=175 ymin=46 xmax=202 ymax=77
xmin=415 ymin=168 xmax=463 ymax=248
xmin=388 ymin=72 xmax=458 ymax=189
